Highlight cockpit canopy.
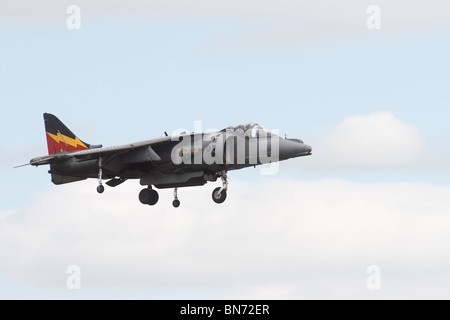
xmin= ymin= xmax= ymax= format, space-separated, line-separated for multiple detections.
xmin=223 ymin=122 xmax=277 ymax=138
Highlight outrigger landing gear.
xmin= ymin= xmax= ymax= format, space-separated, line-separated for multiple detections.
xmin=139 ymin=187 xmax=159 ymax=206
xmin=212 ymin=171 xmax=228 ymax=204
xmin=172 ymin=187 xmax=180 ymax=208
xmin=97 ymin=157 xmax=104 ymax=194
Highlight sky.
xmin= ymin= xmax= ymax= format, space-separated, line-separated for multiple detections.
xmin=1 ymin=0 xmax=450 ymax=299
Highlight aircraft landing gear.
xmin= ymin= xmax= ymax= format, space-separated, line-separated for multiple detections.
xmin=212 ymin=171 xmax=228 ymax=204
xmin=139 ymin=187 xmax=159 ymax=205
xmin=172 ymin=187 xmax=180 ymax=208
xmin=97 ymin=157 xmax=104 ymax=194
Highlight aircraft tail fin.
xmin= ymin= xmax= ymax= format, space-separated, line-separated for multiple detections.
xmin=44 ymin=113 xmax=98 ymax=155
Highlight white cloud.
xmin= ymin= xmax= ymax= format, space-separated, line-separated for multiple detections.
xmin=319 ymin=111 xmax=426 ymax=168
xmin=1 ymin=178 xmax=450 ymax=299
xmin=289 ymin=111 xmax=441 ymax=171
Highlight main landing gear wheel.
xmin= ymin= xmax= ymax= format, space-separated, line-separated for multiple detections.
xmin=212 ymin=187 xmax=227 ymax=204
xmin=148 ymin=190 xmax=159 ymax=206
xmin=139 ymin=188 xmax=159 ymax=205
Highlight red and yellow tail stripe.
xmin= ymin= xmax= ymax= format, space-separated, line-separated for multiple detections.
xmin=46 ymin=132 xmax=88 ymax=155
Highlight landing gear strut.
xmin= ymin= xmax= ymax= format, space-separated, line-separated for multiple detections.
xmin=172 ymin=187 xmax=180 ymax=208
xmin=212 ymin=171 xmax=228 ymax=204
xmin=139 ymin=187 xmax=159 ymax=205
xmin=97 ymin=157 xmax=104 ymax=194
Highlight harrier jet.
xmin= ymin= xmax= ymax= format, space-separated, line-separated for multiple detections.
xmin=24 ymin=114 xmax=312 ymax=207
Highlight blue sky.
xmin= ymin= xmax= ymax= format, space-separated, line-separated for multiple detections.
xmin=2 ymin=14 xmax=450 ymax=203
xmin=1 ymin=0 xmax=450 ymax=299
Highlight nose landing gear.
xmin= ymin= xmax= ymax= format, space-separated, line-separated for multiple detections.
xmin=212 ymin=171 xmax=228 ymax=204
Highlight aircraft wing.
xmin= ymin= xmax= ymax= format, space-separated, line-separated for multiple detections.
xmin=30 ymin=136 xmax=171 ymax=166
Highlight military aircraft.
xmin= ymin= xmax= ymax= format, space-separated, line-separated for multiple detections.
xmin=24 ymin=113 xmax=312 ymax=207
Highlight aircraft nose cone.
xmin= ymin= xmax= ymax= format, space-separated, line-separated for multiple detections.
xmin=297 ymin=143 xmax=312 ymax=156
xmin=279 ymin=139 xmax=312 ymax=160
xmin=304 ymin=144 xmax=312 ymax=154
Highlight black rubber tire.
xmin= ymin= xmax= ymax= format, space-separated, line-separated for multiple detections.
xmin=173 ymin=199 xmax=180 ymax=208
xmin=148 ymin=190 xmax=159 ymax=206
xmin=212 ymin=187 xmax=227 ymax=204
xmin=97 ymin=185 xmax=105 ymax=194
xmin=139 ymin=188 xmax=152 ymax=204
